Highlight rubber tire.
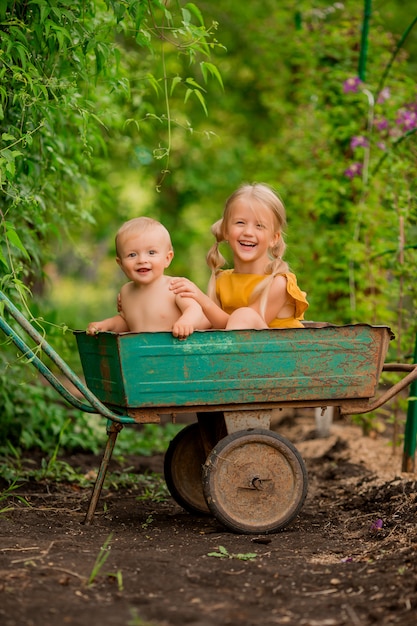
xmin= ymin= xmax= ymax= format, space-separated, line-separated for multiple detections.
xmin=202 ymin=429 xmax=308 ymax=534
xmin=164 ymin=422 xmax=210 ymax=515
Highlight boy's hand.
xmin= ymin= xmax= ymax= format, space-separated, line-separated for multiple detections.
xmin=172 ymin=320 xmax=195 ymax=340
xmin=87 ymin=322 xmax=104 ymax=335
xmin=86 ymin=314 xmax=128 ymax=335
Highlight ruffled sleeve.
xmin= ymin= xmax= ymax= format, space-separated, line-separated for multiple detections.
xmin=283 ymin=273 xmax=309 ymax=320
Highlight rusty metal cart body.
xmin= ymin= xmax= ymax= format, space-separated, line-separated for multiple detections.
xmin=1 ymin=289 xmax=417 ymax=535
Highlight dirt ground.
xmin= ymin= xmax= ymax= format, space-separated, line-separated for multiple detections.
xmin=1 ymin=412 xmax=416 ymax=626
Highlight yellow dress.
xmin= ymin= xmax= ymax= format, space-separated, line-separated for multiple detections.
xmin=215 ymin=270 xmax=308 ymax=329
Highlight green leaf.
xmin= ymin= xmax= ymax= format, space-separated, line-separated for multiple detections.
xmin=207 ymin=550 xmax=228 ymax=558
xmin=170 ymin=76 xmax=182 ymax=96
xmin=5 ymin=224 xmax=31 ymax=260
xmin=181 ymin=8 xmax=192 ymax=26
xmin=14 ymin=43 xmax=29 ymax=69
xmin=235 ymin=552 xmax=257 ymax=561
xmin=200 ymin=62 xmax=224 ymax=90
xmin=184 ymin=87 xmax=192 ymax=104
xmin=39 ymin=3 xmax=51 ymax=24
xmin=184 ymin=3 xmax=205 ymax=27
xmin=1 ymin=133 xmax=16 ymax=143
xmin=191 ymin=89 xmax=208 ymax=116
xmin=0 ymin=247 xmax=9 ymax=269
xmin=185 ymin=77 xmax=206 ymax=92
xmin=5 ymin=159 xmax=15 ymax=177
xmin=135 ymin=29 xmax=151 ymax=47
xmin=146 ymin=73 xmax=162 ymax=97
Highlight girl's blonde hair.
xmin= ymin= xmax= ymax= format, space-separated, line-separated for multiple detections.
xmin=207 ymin=183 xmax=289 ymax=315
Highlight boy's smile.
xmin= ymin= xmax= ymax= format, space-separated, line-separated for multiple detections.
xmin=116 ymin=228 xmax=174 ymax=285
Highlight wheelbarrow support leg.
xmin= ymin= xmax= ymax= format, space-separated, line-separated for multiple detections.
xmin=84 ymin=421 xmax=123 ymax=525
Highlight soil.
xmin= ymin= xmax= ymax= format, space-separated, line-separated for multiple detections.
xmin=1 ymin=412 xmax=417 ymax=626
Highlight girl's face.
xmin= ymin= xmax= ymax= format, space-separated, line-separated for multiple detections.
xmin=224 ymin=198 xmax=280 ymax=272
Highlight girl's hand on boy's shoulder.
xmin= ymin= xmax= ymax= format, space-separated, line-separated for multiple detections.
xmin=170 ymin=277 xmax=200 ymax=298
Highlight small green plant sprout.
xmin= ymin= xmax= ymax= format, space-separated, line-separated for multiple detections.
xmin=128 ymin=608 xmax=159 ymax=626
xmin=0 ymin=480 xmax=30 ymax=516
xmin=136 ymin=473 xmax=170 ymax=503
xmin=207 ymin=545 xmax=257 ymax=561
xmin=141 ymin=514 xmax=154 ymax=530
xmin=107 ymin=570 xmax=124 ymax=592
xmin=88 ymin=533 xmax=113 ymax=587
xmin=0 ymin=504 xmax=14 ymax=516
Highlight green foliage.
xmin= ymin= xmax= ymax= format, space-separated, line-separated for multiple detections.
xmin=114 ymin=423 xmax=183 ymax=457
xmin=0 ymin=0 xmax=223 ymax=285
xmin=207 ymin=545 xmax=258 ymax=561
xmin=88 ymin=533 xmax=113 ymax=587
xmin=128 ymin=610 xmax=159 ymax=626
xmin=0 ymin=367 xmax=105 ymax=455
xmin=0 ymin=480 xmax=30 ymax=516
xmin=135 ymin=473 xmax=170 ymax=503
xmin=0 ymin=345 xmax=183 ymax=468
xmin=0 ymin=442 xmax=92 ymax=488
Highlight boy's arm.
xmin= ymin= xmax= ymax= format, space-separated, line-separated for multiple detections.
xmin=170 ymin=278 xmax=229 ymax=330
xmin=87 ymin=314 xmax=129 ymax=335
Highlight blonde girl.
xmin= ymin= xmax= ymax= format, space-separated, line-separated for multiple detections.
xmin=170 ymin=183 xmax=308 ymax=330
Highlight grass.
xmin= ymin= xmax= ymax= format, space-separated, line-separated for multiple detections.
xmin=207 ymin=545 xmax=258 ymax=561
xmin=88 ymin=533 xmax=114 ymax=587
xmin=0 ymin=480 xmax=30 ymax=516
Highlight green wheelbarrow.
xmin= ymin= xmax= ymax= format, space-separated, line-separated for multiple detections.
xmin=1 ymin=289 xmax=417 ymax=535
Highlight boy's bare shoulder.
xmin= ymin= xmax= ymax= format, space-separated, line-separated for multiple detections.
xmin=120 ymin=281 xmax=135 ymax=288
xmin=119 ymin=281 xmax=134 ymax=296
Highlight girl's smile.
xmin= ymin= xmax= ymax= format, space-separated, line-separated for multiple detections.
xmin=225 ymin=199 xmax=279 ymax=272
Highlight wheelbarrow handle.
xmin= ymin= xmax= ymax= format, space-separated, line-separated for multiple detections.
xmin=0 ymin=290 xmax=133 ymax=424
xmin=340 ymin=362 xmax=417 ymax=416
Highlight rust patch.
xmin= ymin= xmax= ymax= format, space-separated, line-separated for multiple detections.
xmin=128 ymin=408 xmax=161 ymax=423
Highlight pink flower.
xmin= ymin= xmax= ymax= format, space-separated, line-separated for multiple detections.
xmin=377 ymin=87 xmax=390 ymax=104
xmin=396 ymin=108 xmax=417 ymax=131
xmin=343 ymin=76 xmax=362 ymax=94
xmin=375 ymin=117 xmax=389 ymax=131
xmin=344 ymin=162 xmax=363 ymax=179
xmin=350 ymin=135 xmax=369 ymax=149
xmin=370 ymin=518 xmax=383 ymax=531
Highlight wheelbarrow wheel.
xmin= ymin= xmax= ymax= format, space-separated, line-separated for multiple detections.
xmin=164 ymin=422 xmax=210 ymax=515
xmin=202 ymin=429 xmax=308 ymax=534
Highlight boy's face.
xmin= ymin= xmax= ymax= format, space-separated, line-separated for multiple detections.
xmin=116 ymin=227 xmax=174 ymax=285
